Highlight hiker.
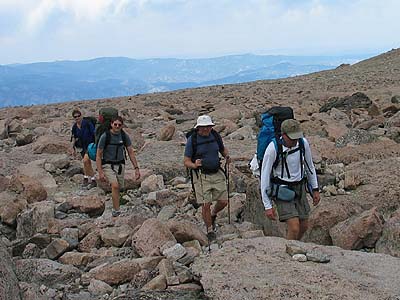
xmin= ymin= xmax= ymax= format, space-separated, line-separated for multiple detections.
xmin=261 ymin=119 xmax=320 ymax=240
xmin=96 ymin=116 xmax=140 ymax=217
xmin=70 ymin=108 xmax=96 ymax=188
xmin=184 ymin=115 xmax=231 ymax=241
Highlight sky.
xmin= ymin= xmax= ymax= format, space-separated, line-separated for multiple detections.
xmin=0 ymin=0 xmax=399 ymax=65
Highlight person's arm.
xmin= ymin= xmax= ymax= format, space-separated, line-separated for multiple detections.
xmin=127 ymin=145 xmax=140 ymax=180
xmin=303 ymin=138 xmax=320 ymax=205
xmin=184 ymin=156 xmax=202 ymax=169
xmin=221 ymin=147 xmax=231 ymax=164
xmin=261 ymin=143 xmax=277 ymax=220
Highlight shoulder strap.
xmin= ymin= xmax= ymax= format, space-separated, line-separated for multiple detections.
xmin=211 ymin=129 xmax=224 ymax=152
xmin=299 ymin=138 xmax=313 ymax=175
xmin=121 ymin=130 xmax=128 ymax=147
xmin=191 ymin=132 xmax=198 ymax=161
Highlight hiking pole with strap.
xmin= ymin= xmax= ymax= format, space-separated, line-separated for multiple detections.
xmin=225 ymin=159 xmax=231 ymax=224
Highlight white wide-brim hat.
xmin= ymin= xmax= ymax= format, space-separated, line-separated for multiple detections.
xmin=194 ymin=115 xmax=215 ymax=128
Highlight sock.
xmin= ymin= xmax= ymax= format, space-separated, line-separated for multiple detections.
xmin=90 ymin=176 xmax=96 ymax=181
xmin=84 ymin=175 xmax=89 ymax=179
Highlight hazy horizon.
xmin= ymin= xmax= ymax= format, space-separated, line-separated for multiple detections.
xmin=0 ymin=0 xmax=398 ymax=65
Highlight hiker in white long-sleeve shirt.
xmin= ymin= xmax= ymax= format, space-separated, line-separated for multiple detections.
xmin=261 ymin=119 xmax=320 ymax=240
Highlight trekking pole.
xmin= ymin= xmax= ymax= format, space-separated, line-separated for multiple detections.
xmin=226 ymin=160 xmax=231 ymax=225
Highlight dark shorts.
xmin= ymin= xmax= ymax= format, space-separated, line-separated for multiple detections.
xmin=274 ymin=182 xmax=310 ymax=222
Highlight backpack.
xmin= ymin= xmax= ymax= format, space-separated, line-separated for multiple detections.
xmin=185 ymin=128 xmax=225 ymax=200
xmin=256 ymin=106 xmax=294 ymax=164
xmin=255 ymin=106 xmax=312 ymax=179
xmin=87 ymin=107 xmax=128 ymax=161
xmin=186 ymin=128 xmax=224 ymax=163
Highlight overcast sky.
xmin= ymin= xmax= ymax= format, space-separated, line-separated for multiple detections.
xmin=0 ymin=0 xmax=399 ymax=65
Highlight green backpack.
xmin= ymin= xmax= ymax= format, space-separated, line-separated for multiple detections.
xmin=87 ymin=107 xmax=119 ymax=161
xmin=95 ymin=107 xmax=119 ymax=143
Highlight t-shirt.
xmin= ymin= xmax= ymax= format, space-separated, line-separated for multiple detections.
xmin=98 ymin=130 xmax=132 ymax=163
xmin=184 ymin=132 xmax=224 ymax=171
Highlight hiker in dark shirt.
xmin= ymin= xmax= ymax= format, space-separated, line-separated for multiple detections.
xmin=184 ymin=115 xmax=231 ymax=241
xmin=96 ymin=116 xmax=141 ymax=217
xmin=71 ymin=109 xmax=96 ymax=188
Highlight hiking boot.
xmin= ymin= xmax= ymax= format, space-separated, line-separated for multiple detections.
xmin=112 ymin=210 xmax=121 ymax=217
xmin=81 ymin=177 xmax=89 ymax=188
xmin=207 ymin=230 xmax=217 ymax=242
xmin=211 ymin=215 xmax=217 ymax=231
xmin=87 ymin=180 xmax=97 ymax=189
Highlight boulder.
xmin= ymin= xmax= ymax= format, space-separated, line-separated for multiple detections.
xmin=64 ymin=195 xmax=106 ymax=217
xmin=59 ymin=252 xmax=101 ymax=267
xmin=16 ymin=201 xmax=55 ymax=239
xmin=132 ymin=218 xmax=177 ymax=257
xmin=0 ymin=191 xmax=27 ymax=226
xmin=158 ymin=122 xmax=176 ymax=141
xmin=32 ymin=135 xmax=70 ymax=154
xmin=99 ymin=225 xmax=133 ymax=247
xmin=375 ymin=210 xmax=400 ymax=257
xmin=166 ymin=220 xmax=208 ymax=246
xmin=15 ymin=258 xmax=81 ymax=288
xmin=17 ymin=160 xmax=57 ymax=195
xmin=82 ymin=257 xmax=161 ymax=286
xmin=9 ymin=174 xmax=47 ymax=204
xmin=243 ymin=179 xmax=286 ymax=237
xmin=303 ymin=199 xmax=363 ymax=245
xmin=45 ymin=238 xmax=70 ymax=260
xmin=0 ymin=240 xmax=22 ymax=300
xmin=385 ymin=110 xmax=400 ymax=128
xmin=141 ymin=174 xmax=165 ymax=193
xmin=136 ymin=141 xmax=186 ymax=181
xmin=320 ymin=92 xmax=372 ymax=112
xmin=192 ymin=237 xmax=400 ymax=299
xmin=330 ymin=207 xmax=384 ymax=250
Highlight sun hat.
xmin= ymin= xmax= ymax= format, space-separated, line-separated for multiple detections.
xmin=194 ymin=115 xmax=215 ymax=128
xmin=281 ymin=119 xmax=304 ymax=139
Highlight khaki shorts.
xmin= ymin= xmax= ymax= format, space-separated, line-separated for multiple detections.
xmin=103 ymin=164 xmax=125 ymax=189
xmin=192 ymin=169 xmax=227 ymax=204
xmin=274 ymin=182 xmax=310 ymax=222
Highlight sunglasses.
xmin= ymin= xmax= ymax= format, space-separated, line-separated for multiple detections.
xmin=113 ymin=123 xmax=123 ymax=127
xmin=73 ymin=115 xmax=81 ymax=118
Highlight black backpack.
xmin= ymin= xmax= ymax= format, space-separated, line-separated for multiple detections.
xmin=185 ymin=128 xmax=225 ymax=199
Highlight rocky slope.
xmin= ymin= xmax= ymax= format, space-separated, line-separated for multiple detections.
xmin=0 ymin=48 xmax=400 ymax=300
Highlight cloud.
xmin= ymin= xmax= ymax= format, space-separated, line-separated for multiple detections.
xmin=0 ymin=0 xmax=399 ymax=64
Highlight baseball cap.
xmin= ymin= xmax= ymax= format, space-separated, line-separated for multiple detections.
xmin=281 ymin=119 xmax=304 ymax=139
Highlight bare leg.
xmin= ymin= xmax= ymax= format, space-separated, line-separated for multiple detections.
xmin=286 ymin=217 xmax=300 ymax=240
xmin=202 ymin=203 xmax=212 ymax=231
xmin=111 ymin=182 xmax=120 ymax=210
xmin=211 ymin=200 xmax=228 ymax=217
xmin=298 ymin=219 xmax=309 ymax=240
xmin=83 ymin=154 xmax=95 ymax=177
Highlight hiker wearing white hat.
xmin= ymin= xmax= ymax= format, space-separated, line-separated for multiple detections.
xmin=184 ymin=115 xmax=231 ymax=242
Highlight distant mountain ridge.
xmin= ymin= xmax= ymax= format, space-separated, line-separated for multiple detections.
xmin=0 ymin=54 xmax=371 ymax=107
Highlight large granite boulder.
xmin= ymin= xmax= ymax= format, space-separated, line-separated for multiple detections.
xmin=0 ymin=240 xmax=22 ymax=300
xmin=192 ymin=237 xmax=400 ymax=300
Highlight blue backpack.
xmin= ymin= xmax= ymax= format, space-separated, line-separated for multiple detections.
xmin=256 ymin=106 xmax=294 ymax=163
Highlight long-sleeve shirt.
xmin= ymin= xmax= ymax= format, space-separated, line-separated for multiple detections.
xmin=260 ymin=137 xmax=318 ymax=209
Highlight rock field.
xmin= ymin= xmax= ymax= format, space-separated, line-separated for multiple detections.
xmin=0 ymin=49 xmax=400 ymax=299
